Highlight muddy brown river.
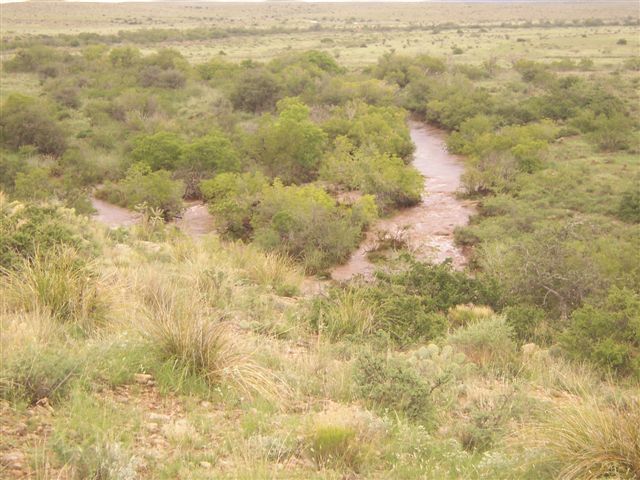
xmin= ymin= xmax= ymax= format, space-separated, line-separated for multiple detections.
xmin=91 ymin=198 xmax=215 ymax=237
xmin=91 ymin=122 xmax=473 ymax=273
xmin=330 ymin=122 xmax=475 ymax=281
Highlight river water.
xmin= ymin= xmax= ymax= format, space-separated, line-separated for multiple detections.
xmin=330 ymin=121 xmax=475 ymax=281
xmin=91 ymin=122 xmax=473 ymax=269
xmin=90 ymin=198 xmax=215 ymax=237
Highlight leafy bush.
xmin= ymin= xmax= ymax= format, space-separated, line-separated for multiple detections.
xmin=618 ymin=185 xmax=640 ymax=223
xmin=587 ymin=113 xmax=634 ymax=151
xmin=250 ymin=99 xmax=327 ymax=183
xmin=0 ymin=94 xmax=67 ymax=156
xmin=97 ymin=163 xmax=184 ymax=220
xmin=503 ymin=304 xmax=548 ymax=344
xmin=322 ymin=101 xmax=414 ymax=160
xmin=130 ymin=131 xmax=185 ymax=171
xmin=0 ymin=197 xmax=97 ymax=269
xmin=230 ymin=67 xmax=282 ymax=112
xmin=320 ymin=137 xmax=423 ymax=211
xmin=201 ymin=171 xmax=268 ymax=238
xmin=561 ymin=287 xmax=640 ymax=377
xmin=251 ymin=181 xmax=362 ymax=273
xmin=354 ymin=352 xmax=434 ymax=425
xmin=178 ymin=130 xmax=240 ymax=197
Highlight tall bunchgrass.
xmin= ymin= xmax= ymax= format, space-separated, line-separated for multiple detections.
xmin=0 ymin=308 xmax=82 ymax=404
xmin=311 ymin=287 xmax=377 ymax=340
xmin=135 ymin=272 xmax=285 ymax=401
xmin=525 ymin=398 xmax=640 ymax=479
xmin=225 ymin=241 xmax=303 ymax=296
xmin=1 ymin=248 xmax=107 ymax=334
xmin=447 ymin=316 xmax=516 ymax=368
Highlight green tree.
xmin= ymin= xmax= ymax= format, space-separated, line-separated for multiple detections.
xmin=0 ymin=94 xmax=67 ymax=156
xmin=251 ymin=99 xmax=327 ymax=184
xmin=130 ymin=132 xmax=185 ymax=171
xmin=179 ymin=131 xmax=240 ymax=197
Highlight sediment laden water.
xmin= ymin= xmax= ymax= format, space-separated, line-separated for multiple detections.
xmin=330 ymin=122 xmax=475 ymax=281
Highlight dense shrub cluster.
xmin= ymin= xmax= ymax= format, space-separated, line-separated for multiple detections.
xmin=311 ymin=260 xmax=500 ymax=345
xmin=202 ymin=174 xmax=375 ymax=272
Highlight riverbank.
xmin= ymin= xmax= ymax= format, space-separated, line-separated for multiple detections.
xmin=331 ymin=122 xmax=474 ymax=281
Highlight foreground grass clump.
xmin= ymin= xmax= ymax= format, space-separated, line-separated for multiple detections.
xmin=135 ymin=267 xmax=284 ymax=400
xmin=1 ymin=248 xmax=107 ymax=334
xmin=525 ymin=398 xmax=640 ymax=479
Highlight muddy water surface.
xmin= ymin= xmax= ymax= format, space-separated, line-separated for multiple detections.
xmin=331 ymin=122 xmax=474 ymax=281
xmin=91 ymin=198 xmax=215 ymax=237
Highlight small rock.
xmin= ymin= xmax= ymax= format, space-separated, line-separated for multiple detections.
xmin=148 ymin=413 xmax=171 ymax=423
xmin=134 ymin=373 xmax=153 ymax=384
xmin=199 ymin=461 xmax=212 ymax=469
xmin=1 ymin=451 xmax=25 ymax=469
xmin=521 ymin=343 xmax=538 ymax=357
xmin=145 ymin=422 xmax=160 ymax=433
xmin=200 ymin=401 xmax=211 ymax=408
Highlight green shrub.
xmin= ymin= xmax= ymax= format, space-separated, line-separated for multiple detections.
xmin=252 ymin=181 xmax=361 ymax=273
xmin=311 ymin=281 xmax=448 ymax=345
xmin=201 ymin=171 xmax=268 ymax=238
xmin=0 ymin=198 xmax=97 ymax=269
xmin=97 ymin=163 xmax=184 ymax=220
xmin=561 ymin=287 xmax=640 ymax=377
xmin=0 ymin=94 xmax=67 ymax=156
xmin=322 ymin=101 xmax=414 ymax=160
xmin=250 ymin=98 xmax=327 ymax=184
xmin=588 ymin=113 xmax=634 ymax=151
xmin=354 ymin=352 xmax=433 ymax=425
xmin=230 ymin=67 xmax=282 ymax=112
xmin=178 ymin=130 xmax=240 ymax=197
xmin=13 ymin=168 xmax=56 ymax=202
xmin=618 ymin=185 xmax=640 ymax=223
xmin=320 ymin=137 xmax=423 ymax=211
xmin=503 ymin=304 xmax=549 ymax=344
xmin=130 ymin=131 xmax=185 ymax=171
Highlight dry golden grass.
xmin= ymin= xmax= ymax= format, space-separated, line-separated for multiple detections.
xmin=524 ymin=397 xmax=640 ymax=479
xmin=133 ymin=267 xmax=288 ymax=402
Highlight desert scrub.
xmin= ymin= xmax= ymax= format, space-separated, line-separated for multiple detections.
xmin=310 ymin=281 xmax=448 ymax=345
xmin=0 ymin=196 xmax=99 ymax=269
xmin=354 ymin=352 xmax=434 ymax=426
